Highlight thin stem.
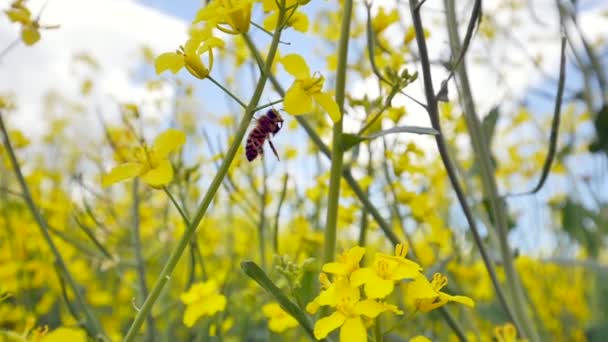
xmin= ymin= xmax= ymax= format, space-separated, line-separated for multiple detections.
xmin=409 ymin=0 xmax=518 ymax=336
xmin=323 ymin=0 xmax=353 ymax=263
xmin=273 ymin=174 xmax=289 ymax=254
xmin=131 ymin=179 xmax=156 ymax=341
xmin=506 ymin=38 xmax=567 ymax=197
xmin=208 ymin=75 xmax=247 ymax=108
xmin=122 ymin=4 xmax=286 ymax=340
xmin=258 ymin=160 xmax=268 ymax=269
xmin=253 ymin=99 xmax=284 ymax=112
xmin=0 ymin=113 xmax=107 ymax=340
xmin=244 ymin=27 xmax=464 ymax=338
xmin=443 ymin=1 xmax=540 ymax=340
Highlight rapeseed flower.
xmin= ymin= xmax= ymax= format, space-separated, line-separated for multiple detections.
xmin=155 ymin=29 xmax=224 ymax=80
xmin=262 ymin=302 xmax=298 ymax=333
xmin=181 ymin=280 xmax=227 ymax=327
xmin=102 ymin=128 xmax=185 ymax=188
xmin=351 ymin=243 xmax=422 ymax=299
xmin=406 ymin=273 xmax=474 ymax=312
xmin=280 ymin=54 xmax=340 ymax=122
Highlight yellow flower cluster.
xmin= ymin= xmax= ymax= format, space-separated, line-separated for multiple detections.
xmin=306 ymin=245 xmax=474 ymax=342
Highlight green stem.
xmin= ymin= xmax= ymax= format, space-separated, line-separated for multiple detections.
xmin=444 ymin=1 xmax=540 ymax=341
xmin=273 ymin=174 xmax=288 ymax=254
xmin=208 ymin=75 xmax=247 ymax=108
xmin=122 ymin=5 xmax=286 ymax=340
xmin=374 ymin=317 xmax=382 ymax=342
xmin=0 ymin=113 xmax=107 ymax=340
xmin=258 ymin=161 xmax=268 ymax=269
xmin=244 ymin=33 xmax=465 ymax=340
xmin=131 ymin=179 xmax=156 ymax=341
xmin=323 ymin=0 xmax=353 ymax=263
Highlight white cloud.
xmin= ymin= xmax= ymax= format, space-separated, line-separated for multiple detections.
xmin=0 ymin=0 xmax=188 ymax=137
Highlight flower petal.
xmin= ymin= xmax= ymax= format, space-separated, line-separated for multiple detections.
xmin=102 ymin=162 xmax=143 ymax=187
xmin=21 ymin=26 xmax=40 ymax=46
xmin=365 ymin=276 xmax=394 ymax=299
xmin=356 ymin=299 xmax=391 ymax=318
xmin=284 ymin=83 xmax=313 ymax=115
xmin=155 ymin=52 xmax=184 ymax=75
xmin=444 ymin=293 xmax=475 ymax=308
xmin=281 ymin=54 xmax=310 ymax=79
xmin=312 ymin=92 xmax=341 ymax=122
xmin=141 ymin=159 xmax=173 ymax=187
xmin=152 ymin=129 xmax=186 ymax=158
xmin=340 ymin=317 xmax=367 ymax=342
xmin=314 ymin=311 xmax=346 ymax=340
xmin=351 ymin=267 xmax=375 ymax=287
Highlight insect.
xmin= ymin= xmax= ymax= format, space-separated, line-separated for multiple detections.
xmin=245 ymin=108 xmax=284 ymax=162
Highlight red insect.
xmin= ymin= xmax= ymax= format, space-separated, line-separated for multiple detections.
xmin=245 ymin=108 xmax=284 ymax=162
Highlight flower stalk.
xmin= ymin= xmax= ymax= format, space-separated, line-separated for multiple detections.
xmin=0 ymin=113 xmax=107 ymax=340
xmin=122 ymin=3 xmax=287 ymax=339
xmin=323 ymin=0 xmax=353 ymax=264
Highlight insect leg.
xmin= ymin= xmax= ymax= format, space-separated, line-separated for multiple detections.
xmin=268 ymin=138 xmax=280 ymax=161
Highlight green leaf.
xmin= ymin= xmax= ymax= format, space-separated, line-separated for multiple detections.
xmin=241 ymin=261 xmax=316 ymax=341
xmin=342 ymin=126 xmax=438 ymax=151
xmin=342 ymin=133 xmax=365 ymax=151
xmin=364 ymin=126 xmax=439 ymax=139
xmin=589 ymin=104 xmax=608 ymax=155
xmin=481 ymin=106 xmax=499 ymax=145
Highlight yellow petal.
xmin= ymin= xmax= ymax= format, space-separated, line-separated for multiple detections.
xmin=351 ymin=267 xmax=375 ymax=287
xmin=314 ymin=311 xmax=346 ymax=340
xmin=407 ymin=275 xmax=437 ymax=300
xmin=364 ymin=276 xmax=394 ymax=299
xmin=444 ymin=294 xmax=475 ymax=308
xmin=312 ymin=92 xmax=341 ymax=122
xmin=102 ymin=162 xmax=143 ymax=187
xmin=5 ymin=7 xmax=32 ymax=24
xmin=306 ymin=297 xmax=321 ymax=314
xmin=410 ymin=336 xmax=432 ymax=342
xmin=21 ymin=26 xmax=41 ymax=46
xmin=198 ymin=37 xmax=225 ymax=54
xmin=183 ymin=304 xmax=205 ymax=327
xmin=355 ymin=299 xmax=391 ymax=318
xmin=40 ymin=328 xmax=87 ymax=342
xmin=388 ymin=258 xmax=422 ymax=280
xmin=263 ymin=11 xmax=279 ymax=31
xmin=340 ymin=317 xmax=367 ymax=342
xmin=281 ymin=54 xmax=310 ymax=79
xmin=153 ymin=129 xmax=186 ymax=158
xmin=155 ymin=52 xmax=184 ymax=75
xmin=141 ymin=159 xmax=173 ymax=187
xmin=290 ymin=12 xmax=309 ymax=32
xmin=322 ymin=262 xmax=348 ymax=275
xmin=283 ymin=83 xmax=313 ymax=115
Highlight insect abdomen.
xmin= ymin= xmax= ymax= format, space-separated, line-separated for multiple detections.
xmin=245 ymin=127 xmax=268 ymax=161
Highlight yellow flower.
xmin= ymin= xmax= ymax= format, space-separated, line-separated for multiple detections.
xmin=406 ymin=273 xmax=474 ymax=313
xmin=39 ymin=327 xmax=87 ymax=342
xmin=4 ymin=0 xmax=58 ymax=46
xmin=351 ymin=243 xmax=422 ymax=299
xmin=322 ymin=246 xmax=366 ymax=277
xmin=372 ymin=7 xmax=399 ymax=34
xmin=310 ymin=277 xmax=402 ymax=342
xmin=102 ymin=129 xmax=186 ymax=188
xmin=155 ymin=31 xmax=224 ymax=80
xmin=494 ymin=323 xmax=527 ymax=342
xmin=181 ymin=280 xmax=227 ymax=327
xmin=409 ymin=336 xmax=431 ymax=342
xmin=262 ymin=302 xmax=298 ymax=333
xmin=263 ymin=3 xmax=309 ymax=33
xmin=280 ymin=54 xmax=341 ymax=122
xmin=194 ymin=0 xmax=253 ymax=35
